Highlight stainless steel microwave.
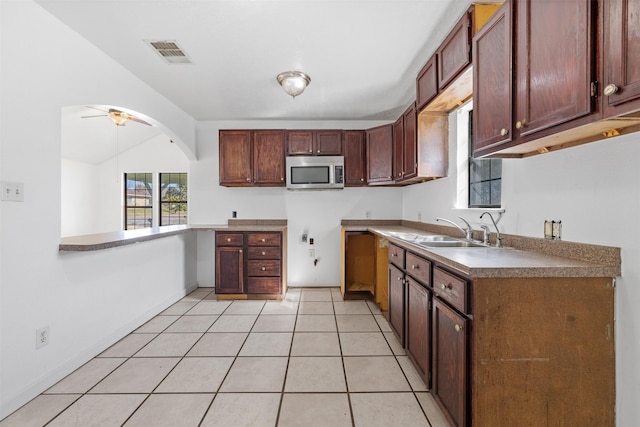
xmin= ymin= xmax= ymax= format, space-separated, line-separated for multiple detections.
xmin=286 ymin=156 xmax=344 ymax=190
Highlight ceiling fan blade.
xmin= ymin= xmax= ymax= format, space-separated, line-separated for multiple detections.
xmin=126 ymin=115 xmax=152 ymax=126
xmin=80 ymin=114 xmax=108 ymax=119
xmin=85 ymin=106 xmax=109 ymax=113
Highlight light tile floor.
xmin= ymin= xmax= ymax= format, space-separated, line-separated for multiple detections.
xmin=0 ymin=287 xmax=450 ymax=427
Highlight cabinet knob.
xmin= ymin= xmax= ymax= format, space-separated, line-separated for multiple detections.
xmin=411 ymin=265 xmax=418 ymax=270
xmin=261 ymin=251 xmax=266 ymax=256
xmin=281 ymin=177 xmax=284 ymax=181
xmin=261 ymin=238 xmax=266 ymax=242
xmin=515 ymin=120 xmax=526 ymax=129
xmin=317 ymin=150 xmax=321 ymax=153
xmin=246 ymin=177 xmax=251 ymax=182
xmin=238 ymin=249 xmax=243 ymax=253
xmin=397 ymin=276 xmax=402 ymax=281
xmin=227 ymin=238 xmax=231 ymax=242
xmin=500 ymin=128 xmax=509 ymax=136
xmin=261 ymin=266 xmax=266 ymax=271
xmin=391 ymin=253 xmax=396 ymax=257
xmin=388 ymin=176 xmax=392 ymax=179
xmin=604 ymin=83 xmax=619 ymax=96
xmin=440 ymin=283 xmax=451 ymax=290
xmin=455 ymin=324 xmax=464 ymax=332
xmin=309 ymin=149 xmax=313 ymax=153
xmin=360 ymin=178 xmax=364 ymax=182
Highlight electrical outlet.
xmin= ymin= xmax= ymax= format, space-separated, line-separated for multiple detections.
xmin=365 ymin=211 xmax=371 ymax=219
xmin=309 ymin=249 xmax=315 ymax=258
xmin=1 ymin=181 xmax=24 ymax=202
xmin=36 ymin=326 xmax=49 ymax=349
xmin=301 ymin=233 xmax=308 ymax=243
xmin=552 ymin=221 xmax=562 ymax=240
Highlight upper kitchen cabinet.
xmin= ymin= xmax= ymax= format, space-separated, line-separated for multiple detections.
xmin=603 ymin=0 xmax=640 ymax=117
xmin=253 ymin=130 xmax=286 ymax=185
xmin=473 ymin=1 xmax=512 ymax=152
xmin=344 ymin=130 xmax=367 ymax=186
xmin=219 ymin=130 xmax=285 ymax=187
xmin=286 ymin=130 xmax=343 ymax=156
xmin=416 ymin=55 xmax=439 ymax=112
xmin=514 ymin=0 xmax=594 ymax=137
xmin=437 ymin=11 xmax=471 ymax=91
xmin=393 ymin=103 xmax=419 ymax=183
xmin=392 ymin=116 xmax=404 ymax=181
xmin=219 ymin=130 xmax=252 ymax=186
xmin=366 ymin=124 xmax=394 ymax=185
xmin=473 ymin=0 xmax=599 ymax=158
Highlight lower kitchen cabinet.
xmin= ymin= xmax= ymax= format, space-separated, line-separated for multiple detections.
xmin=406 ymin=276 xmax=431 ymax=387
xmin=388 ymin=263 xmax=406 ymax=346
xmin=215 ymin=231 xmax=284 ymax=297
xmin=432 ymin=297 xmax=469 ymax=427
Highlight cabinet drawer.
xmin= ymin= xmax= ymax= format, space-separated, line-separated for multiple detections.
xmin=247 ymin=259 xmax=281 ymax=276
xmin=216 ymin=233 xmax=244 ymax=246
xmin=388 ymin=243 xmax=405 ymax=268
xmin=433 ymin=267 xmax=468 ymax=314
xmin=406 ymin=252 xmax=431 ymax=286
xmin=247 ymin=233 xmax=281 ymax=246
xmin=247 ymin=277 xmax=281 ymax=294
xmin=247 ymin=247 xmax=281 ymax=260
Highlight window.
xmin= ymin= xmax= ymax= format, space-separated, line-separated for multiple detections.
xmin=468 ymin=111 xmax=501 ymax=208
xmin=159 ymin=173 xmax=188 ymax=226
xmin=124 ymin=173 xmax=153 ymax=230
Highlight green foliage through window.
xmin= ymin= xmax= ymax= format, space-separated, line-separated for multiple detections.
xmin=160 ymin=173 xmax=188 ymax=225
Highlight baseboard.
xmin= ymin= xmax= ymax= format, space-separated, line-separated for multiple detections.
xmin=0 ymin=283 xmax=197 ymax=420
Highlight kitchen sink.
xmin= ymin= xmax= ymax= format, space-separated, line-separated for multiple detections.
xmin=387 ymin=231 xmax=488 ymax=248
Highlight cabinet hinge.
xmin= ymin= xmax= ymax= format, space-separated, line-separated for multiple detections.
xmin=428 ymin=300 xmax=432 ymax=310
xmin=591 ymin=81 xmax=598 ymax=98
xmin=428 ymin=371 xmax=432 ymax=383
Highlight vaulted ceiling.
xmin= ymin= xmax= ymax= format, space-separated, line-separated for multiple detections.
xmin=37 ymin=0 xmax=463 ymax=122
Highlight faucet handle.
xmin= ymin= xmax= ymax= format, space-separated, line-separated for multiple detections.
xmin=457 ymin=216 xmax=473 ymax=239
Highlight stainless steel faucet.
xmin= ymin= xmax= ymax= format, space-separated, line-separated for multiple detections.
xmin=436 ymin=217 xmax=474 ymax=240
xmin=480 ymin=212 xmax=502 ymax=247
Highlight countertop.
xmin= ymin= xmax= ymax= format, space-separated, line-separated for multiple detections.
xmin=59 ymin=220 xmax=287 ymax=251
xmin=343 ymin=222 xmax=621 ymax=279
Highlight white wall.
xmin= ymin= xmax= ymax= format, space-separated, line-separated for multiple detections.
xmin=61 ymin=159 xmax=100 ymax=236
xmin=192 ymin=121 xmax=402 ymax=287
xmin=0 ymin=1 xmax=198 ymax=418
xmin=403 ymin=109 xmax=640 ymax=426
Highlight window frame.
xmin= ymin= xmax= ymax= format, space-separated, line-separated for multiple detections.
xmin=159 ymin=172 xmax=188 ymax=226
xmin=124 ymin=172 xmax=154 ymax=230
xmin=467 ymin=111 xmax=502 ymax=209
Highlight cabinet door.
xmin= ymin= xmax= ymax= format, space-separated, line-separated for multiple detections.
xmin=392 ymin=117 xmax=404 ymax=181
xmin=253 ymin=130 xmax=285 ymax=186
xmin=416 ymin=55 xmax=439 ymax=111
xmin=315 ymin=131 xmax=343 ymax=155
xmin=388 ymin=264 xmax=406 ymax=346
xmin=366 ymin=124 xmax=393 ymax=184
xmin=286 ymin=130 xmax=314 ymax=155
xmin=603 ymin=0 xmax=640 ymax=116
xmin=472 ymin=2 xmax=513 ymax=154
xmin=432 ymin=298 xmax=468 ymax=427
xmin=215 ymin=246 xmax=244 ymax=293
xmin=219 ymin=130 xmax=252 ymax=186
xmin=438 ymin=11 xmax=471 ymax=90
xmin=514 ymin=0 xmax=594 ymax=137
xmin=344 ymin=130 xmax=366 ymax=186
xmin=402 ymin=104 xmax=418 ymax=180
xmin=406 ymin=277 xmax=431 ymax=387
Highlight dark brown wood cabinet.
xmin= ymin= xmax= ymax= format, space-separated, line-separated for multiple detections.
xmin=402 ymin=104 xmax=418 ymax=180
xmin=219 ymin=130 xmax=285 ymax=187
xmin=406 ymin=276 xmax=431 ymax=387
xmin=215 ymin=231 xmax=284 ymax=296
xmin=344 ymin=130 xmax=366 ymax=186
xmin=473 ymin=0 xmax=598 ymax=157
xmin=286 ymin=130 xmax=343 ymax=156
xmin=472 ymin=1 xmax=512 ymax=153
xmin=388 ymin=263 xmax=406 ymax=346
xmin=215 ymin=233 xmax=244 ymax=294
xmin=438 ymin=10 xmax=472 ymax=90
xmin=219 ymin=130 xmax=252 ymax=186
xmin=392 ymin=117 xmax=404 ymax=181
xmin=365 ymin=124 xmax=394 ymax=185
xmin=514 ymin=0 xmax=594 ymax=138
xmin=416 ymin=55 xmax=439 ymax=112
xmin=432 ymin=297 xmax=468 ymax=427
xmin=253 ymin=131 xmax=286 ymax=185
xmin=603 ymin=0 xmax=640 ymax=117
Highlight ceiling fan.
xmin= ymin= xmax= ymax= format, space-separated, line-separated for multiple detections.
xmin=81 ymin=107 xmax=151 ymax=127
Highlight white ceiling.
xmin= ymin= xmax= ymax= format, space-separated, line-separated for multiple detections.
xmin=37 ymin=0 xmax=460 ymax=122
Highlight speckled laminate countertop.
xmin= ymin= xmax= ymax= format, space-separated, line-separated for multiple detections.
xmin=59 ymin=220 xmax=287 ymax=251
xmin=343 ymin=222 xmax=621 ymax=279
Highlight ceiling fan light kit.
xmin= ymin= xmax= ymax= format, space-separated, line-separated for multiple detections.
xmin=277 ymin=71 xmax=311 ymax=99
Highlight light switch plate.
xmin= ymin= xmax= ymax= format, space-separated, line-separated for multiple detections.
xmin=1 ymin=181 xmax=24 ymax=202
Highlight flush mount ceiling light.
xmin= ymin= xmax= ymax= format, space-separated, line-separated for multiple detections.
xmin=277 ymin=71 xmax=311 ymax=99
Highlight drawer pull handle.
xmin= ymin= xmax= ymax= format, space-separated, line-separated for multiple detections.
xmin=226 ymin=238 xmax=231 ymax=242
xmin=261 ymin=266 xmax=266 ymax=271
xmin=441 ymin=283 xmax=451 ymax=290
xmin=411 ymin=265 xmax=418 ymax=270
xmin=455 ymin=324 xmax=463 ymax=332
xmin=500 ymin=128 xmax=508 ymax=136
xmin=261 ymin=251 xmax=266 ymax=256
xmin=391 ymin=253 xmax=396 ymax=257
xmin=397 ymin=276 xmax=402 ymax=281
xmin=261 ymin=238 xmax=266 ymax=242
xmin=238 ymin=249 xmax=243 ymax=253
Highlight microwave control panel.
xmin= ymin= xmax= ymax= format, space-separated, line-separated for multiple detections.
xmin=335 ymin=165 xmax=344 ymax=184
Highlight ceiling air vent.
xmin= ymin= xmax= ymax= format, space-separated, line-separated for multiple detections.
xmin=147 ymin=40 xmax=191 ymax=64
